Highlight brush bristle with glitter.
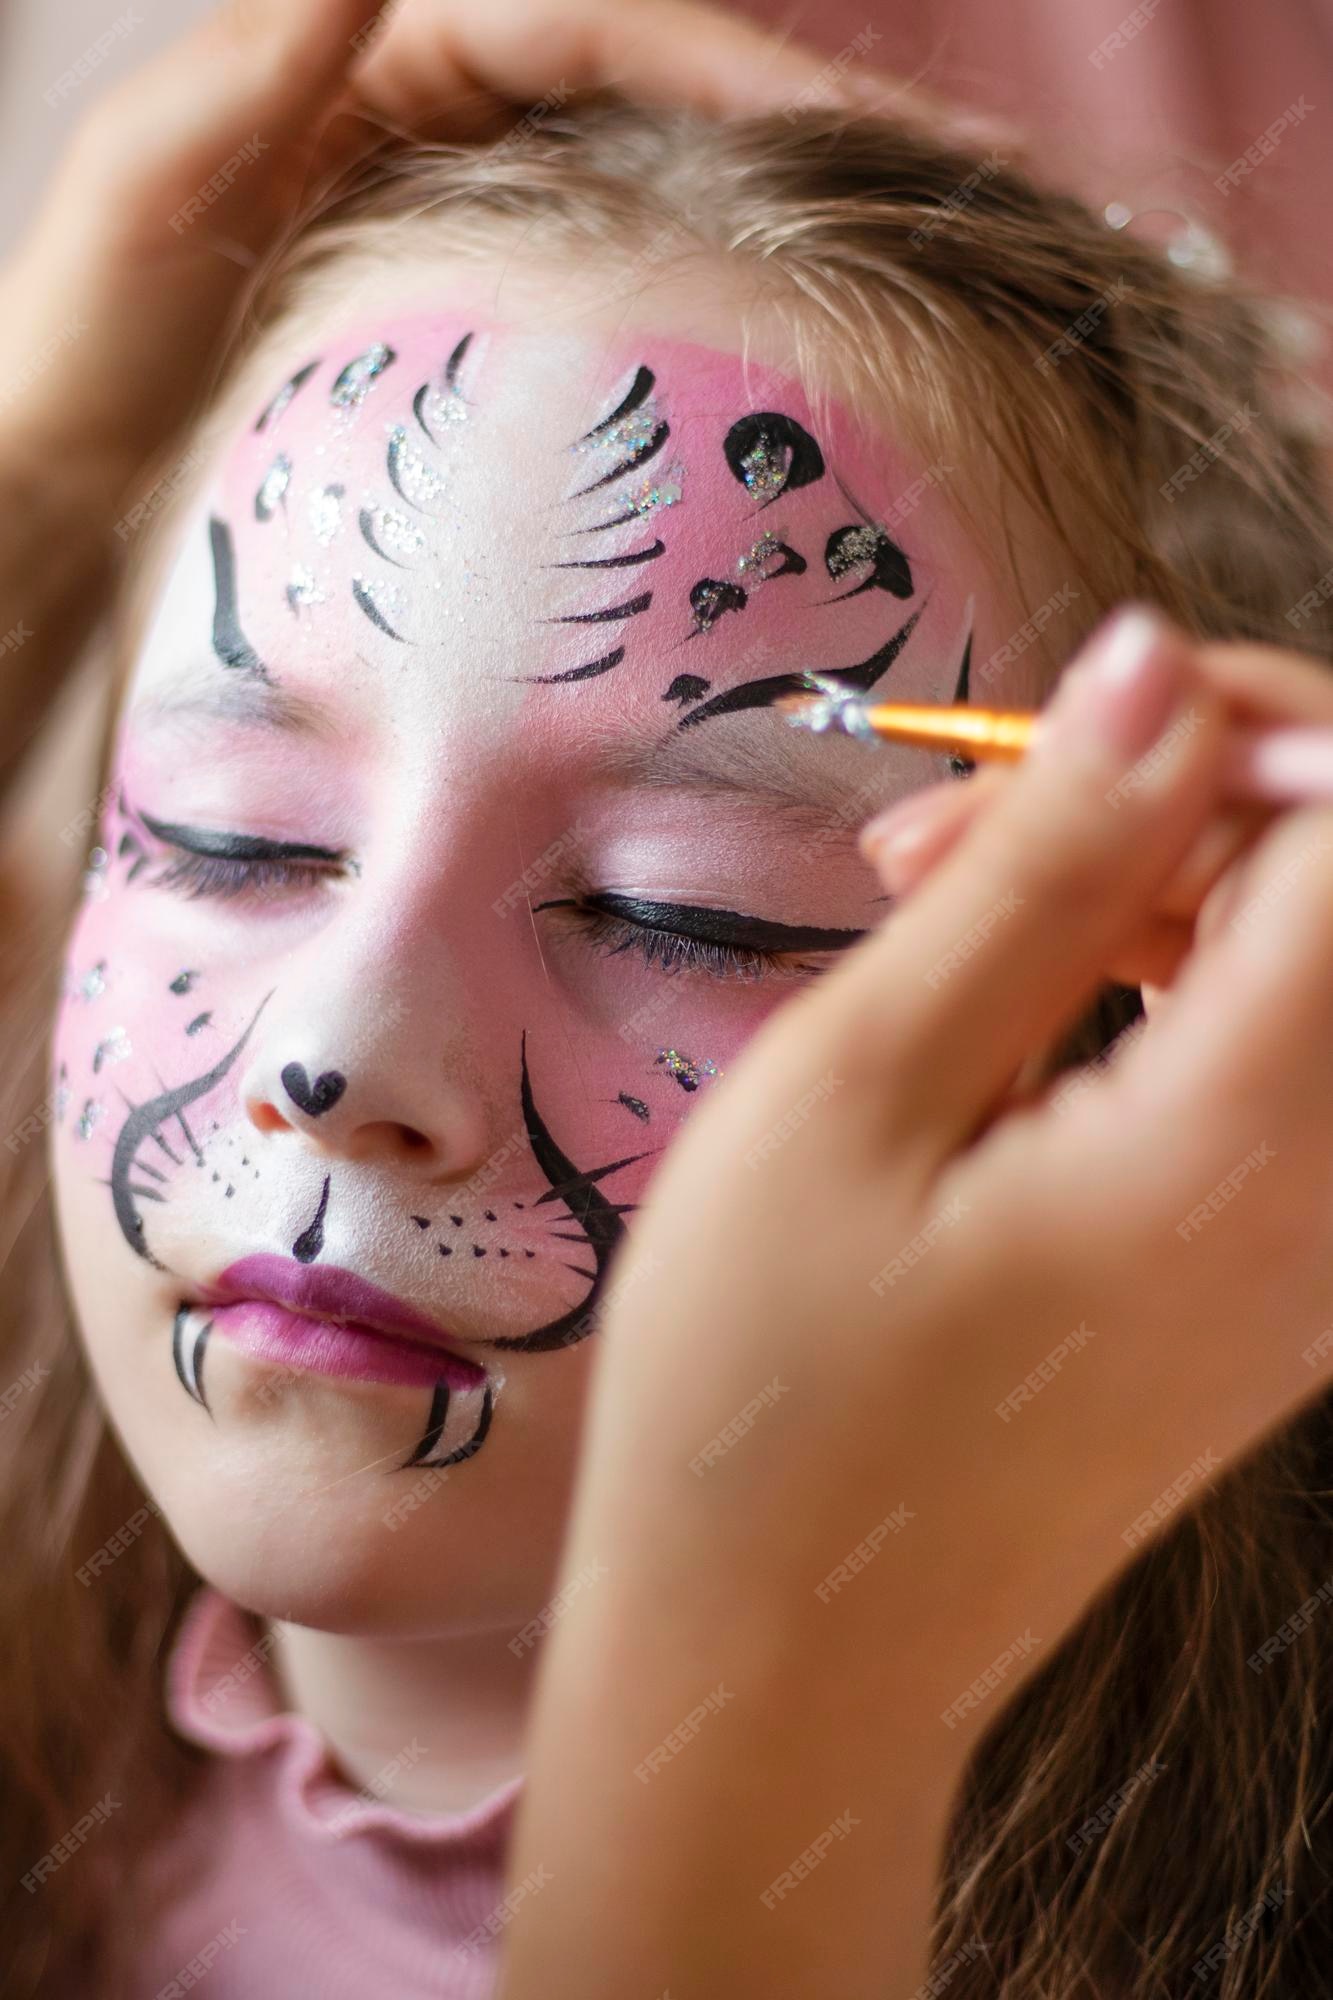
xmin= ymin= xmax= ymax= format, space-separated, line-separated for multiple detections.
xmin=776 ymin=675 xmax=880 ymax=742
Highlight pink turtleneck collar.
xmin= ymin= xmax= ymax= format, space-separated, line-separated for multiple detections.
xmin=119 ymin=1585 xmax=526 ymax=1998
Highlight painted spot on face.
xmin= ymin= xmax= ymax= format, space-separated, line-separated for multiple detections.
xmin=329 ymin=342 xmax=397 ymax=411
xmin=169 ymin=969 xmax=198 ymax=995
xmin=92 ymin=1027 xmax=132 ymax=1073
xmin=655 ymin=1048 xmax=723 ymax=1092
xmin=723 ymin=413 xmax=826 ymax=505
xmin=67 ymin=959 xmax=108 ymax=1003
xmin=824 ymin=522 xmax=913 ymax=601
xmin=618 ymin=1093 xmax=651 ymax=1123
xmin=255 ymin=454 xmax=292 ymax=521
xmin=75 ymin=1099 xmax=104 ymax=1140
xmin=309 ymin=484 xmax=346 ymax=546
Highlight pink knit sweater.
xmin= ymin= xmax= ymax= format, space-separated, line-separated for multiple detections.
xmin=125 ymin=1586 xmax=522 ymax=1998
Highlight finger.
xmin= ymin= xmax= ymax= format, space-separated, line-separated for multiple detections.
xmin=351 ymin=0 xmax=847 ymax=134
xmin=820 ymin=607 xmax=1229 ymax=1162
xmin=38 ymin=0 xmax=388 ymax=254
xmin=859 ymin=768 xmax=1008 ymax=891
xmin=1196 ymin=639 xmax=1333 ymax=727
xmin=1108 ymin=804 xmax=1333 ymax=1207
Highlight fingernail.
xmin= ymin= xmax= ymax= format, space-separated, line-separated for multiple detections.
xmin=1032 ymin=606 xmax=1183 ymax=761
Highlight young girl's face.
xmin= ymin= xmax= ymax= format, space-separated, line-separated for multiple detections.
xmin=49 ymin=271 xmax=983 ymax=1635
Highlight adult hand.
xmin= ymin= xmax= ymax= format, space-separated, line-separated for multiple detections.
xmin=497 ymin=607 xmax=1333 ymax=1998
xmin=861 ymin=631 xmax=1333 ymax=991
xmin=0 ymin=0 xmax=906 ymax=511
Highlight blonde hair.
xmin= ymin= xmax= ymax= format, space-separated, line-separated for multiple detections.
xmin=2 ymin=101 xmax=1331 ymax=1996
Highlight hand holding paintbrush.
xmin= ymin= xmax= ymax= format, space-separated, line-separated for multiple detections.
xmin=781 ymin=607 xmax=1333 ymax=992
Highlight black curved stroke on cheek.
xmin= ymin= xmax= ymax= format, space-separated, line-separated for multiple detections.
xmin=108 ymin=991 xmax=276 ymax=1267
xmin=486 ymin=1034 xmax=649 ymax=1354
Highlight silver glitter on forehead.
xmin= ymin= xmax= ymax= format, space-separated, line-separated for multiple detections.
xmin=309 ymin=483 xmax=345 ymax=545
xmin=75 ymin=1099 xmax=104 ymax=1141
xmin=92 ymin=1026 xmax=132 ymax=1073
xmin=735 ymin=530 xmax=790 ymax=584
xmin=739 ymin=436 xmax=791 ymax=499
xmin=363 ymin=504 xmax=426 ymax=562
xmin=607 ymin=460 xmax=686 ymax=523
xmin=418 ymin=381 xmax=469 ymax=436
xmin=286 ymin=564 xmax=324 ymax=611
xmin=256 ymin=453 xmax=291 ymax=519
xmin=386 ymin=427 xmax=447 ymax=513
xmin=330 ymin=342 xmax=395 ymax=410
xmin=575 ymin=401 xmax=661 ymax=459
xmin=66 ymin=958 xmax=107 ymax=1002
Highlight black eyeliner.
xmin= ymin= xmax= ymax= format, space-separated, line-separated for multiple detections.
xmin=138 ymin=810 xmax=340 ymax=864
xmin=537 ymin=892 xmax=863 ymax=954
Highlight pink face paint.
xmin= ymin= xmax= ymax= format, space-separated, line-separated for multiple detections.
xmin=50 ymin=304 xmax=979 ymax=1491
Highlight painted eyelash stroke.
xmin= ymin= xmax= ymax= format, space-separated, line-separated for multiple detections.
xmin=534 ymin=892 xmax=866 ymax=977
xmin=136 ymin=810 xmax=341 ymax=865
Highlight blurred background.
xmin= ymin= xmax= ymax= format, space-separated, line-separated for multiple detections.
xmin=2 ymin=0 xmax=1330 ymax=344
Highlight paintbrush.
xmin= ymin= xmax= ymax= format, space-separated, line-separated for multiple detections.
xmin=777 ymin=674 xmax=1333 ymax=807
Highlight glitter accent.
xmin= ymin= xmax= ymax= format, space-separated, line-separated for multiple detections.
xmin=169 ymin=969 xmax=197 ymax=995
xmin=286 ymin=565 xmax=325 ymax=611
xmin=656 ymin=1048 xmax=723 ymax=1092
xmin=309 ymin=483 xmax=345 ymax=545
xmin=418 ymin=383 xmax=468 ymax=435
xmin=92 ymin=1026 xmax=131 ymax=1074
xmin=330 ymin=342 xmax=395 ymax=410
xmin=736 ymin=530 xmax=783 ymax=578
xmin=739 ymin=437 xmax=791 ymax=499
xmin=609 ymin=461 xmax=685 ymax=523
xmin=387 ymin=427 xmax=446 ymax=512
xmin=364 ymin=504 xmax=426 ymax=562
xmin=576 ymin=404 xmax=661 ymax=458
xmin=67 ymin=959 xmax=107 ymax=1002
xmin=255 ymin=453 xmax=291 ymax=519
xmin=827 ymin=523 xmax=887 ymax=582
xmin=75 ymin=1099 xmax=104 ymax=1141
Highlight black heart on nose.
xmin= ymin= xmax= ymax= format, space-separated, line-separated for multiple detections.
xmin=280 ymin=1063 xmax=347 ymax=1118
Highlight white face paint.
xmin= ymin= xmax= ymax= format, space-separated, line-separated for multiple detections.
xmin=50 ymin=269 xmax=987 ymax=1638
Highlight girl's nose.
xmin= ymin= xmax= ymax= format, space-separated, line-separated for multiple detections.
xmin=241 ymin=1045 xmax=491 ymax=1182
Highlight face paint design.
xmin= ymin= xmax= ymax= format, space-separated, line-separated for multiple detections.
xmin=51 ymin=305 xmax=978 ymax=1540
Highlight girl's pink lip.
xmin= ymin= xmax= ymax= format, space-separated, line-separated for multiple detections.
xmin=208 ymin=1299 xmax=487 ymax=1390
xmin=201 ymin=1254 xmax=486 ymax=1390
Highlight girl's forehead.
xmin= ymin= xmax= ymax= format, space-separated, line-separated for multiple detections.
xmin=125 ymin=308 xmax=976 ymax=790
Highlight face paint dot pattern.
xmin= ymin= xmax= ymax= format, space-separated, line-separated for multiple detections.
xmin=255 ymin=454 xmax=292 ymax=520
xmin=75 ymin=1099 xmax=104 ymax=1141
xmin=655 ymin=1048 xmax=723 ymax=1092
xmin=92 ymin=1027 xmax=132 ymax=1074
xmin=309 ymin=484 xmax=345 ymax=546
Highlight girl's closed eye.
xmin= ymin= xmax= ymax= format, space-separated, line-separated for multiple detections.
xmin=136 ymin=809 xmax=352 ymax=903
xmin=534 ymin=890 xmax=869 ymax=982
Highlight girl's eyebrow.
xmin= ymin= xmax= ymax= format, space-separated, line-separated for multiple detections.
xmin=129 ymin=669 xmax=347 ymax=742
